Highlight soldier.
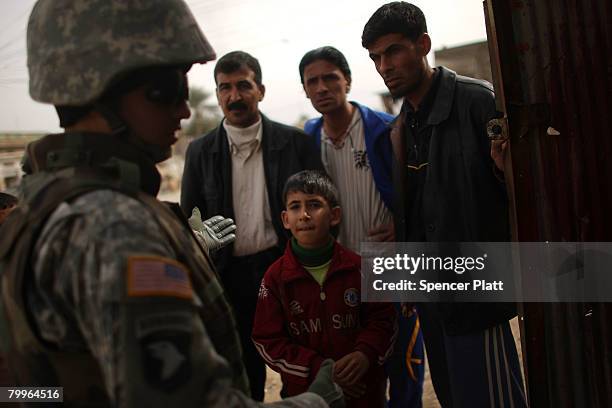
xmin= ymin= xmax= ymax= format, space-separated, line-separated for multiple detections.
xmin=0 ymin=1 xmax=342 ymax=407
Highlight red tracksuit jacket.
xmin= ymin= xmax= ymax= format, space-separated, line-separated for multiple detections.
xmin=252 ymin=242 xmax=397 ymax=407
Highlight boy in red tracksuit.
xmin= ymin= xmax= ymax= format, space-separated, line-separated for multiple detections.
xmin=252 ymin=170 xmax=396 ymax=407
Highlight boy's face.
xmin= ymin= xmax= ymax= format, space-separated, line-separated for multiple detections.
xmin=282 ymin=191 xmax=341 ymax=249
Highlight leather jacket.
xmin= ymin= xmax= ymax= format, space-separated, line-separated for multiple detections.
xmin=390 ymin=67 xmax=515 ymax=334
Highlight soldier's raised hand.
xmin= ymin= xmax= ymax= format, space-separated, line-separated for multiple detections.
xmin=188 ymin=207 xmax=236 ymax=254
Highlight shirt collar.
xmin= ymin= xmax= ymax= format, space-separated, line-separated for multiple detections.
xmin=404 ymin=67 xmax=442 ymax=121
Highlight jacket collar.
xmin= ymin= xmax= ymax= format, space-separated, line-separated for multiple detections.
xmin=427 ymin=66 xmax=456 ymax=125
xmin=23 ymin=132 xmax=161 ymax=196
xmin=279 ymin=240 xmax=356 ymax=284
xmin=305 ymin=101 xmax=393 ymax=147
xmin=354 ymin=101 xmax=394 ymax=139
xmin=391 ymin=66 xmax=457 ymax=128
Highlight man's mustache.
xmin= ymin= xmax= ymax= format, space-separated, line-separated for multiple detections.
xmin=228 ymin=101 xmax=248 ymax=111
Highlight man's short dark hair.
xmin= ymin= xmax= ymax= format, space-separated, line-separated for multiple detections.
xmin=214 ymin=51 xmax=262 ymax=85
xmin=298 ymin=46 xmax=351 ymax=84
xmin=0 ymin=192 xmax=17 ymax=210
xmin=362 ymin=2 xmax=428 ymax=48
xmin=283 ymin=170 xmax=339 ymax=209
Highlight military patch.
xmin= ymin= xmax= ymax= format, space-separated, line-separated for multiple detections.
xmin=136 ymin=312 xmax=193 ymax=338
xmin=141 ymin=331 xmax=192 ymax=392
xmin=127 ymin=256 xmax=192 ymax=299
xmin=289 ymin=300 xmax=304 ymax=315
xmin=344 ymin=288 xmax=359 ymax=307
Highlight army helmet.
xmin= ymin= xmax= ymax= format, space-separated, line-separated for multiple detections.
xmin=27 ymin=0 xmax=216 ymax=106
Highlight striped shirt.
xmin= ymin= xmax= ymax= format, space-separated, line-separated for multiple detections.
xmin=321 ymin=109 xmax=392 ymax=253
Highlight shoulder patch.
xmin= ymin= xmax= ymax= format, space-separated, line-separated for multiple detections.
xmin=127 ymin=256 xmax=193 ymax=299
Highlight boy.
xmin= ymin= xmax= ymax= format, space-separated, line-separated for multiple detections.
xmin=252 ymin=170 xmax=396 ymax=407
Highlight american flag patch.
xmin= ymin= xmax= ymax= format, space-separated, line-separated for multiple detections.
xmin=127 ymin=256 xmax=193 ymax=299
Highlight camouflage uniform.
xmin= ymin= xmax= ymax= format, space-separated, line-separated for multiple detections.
xmin=1 ymin=134 xmax=327 ymax=407
xmin=0 ymin=1 xmax=336 ymax=406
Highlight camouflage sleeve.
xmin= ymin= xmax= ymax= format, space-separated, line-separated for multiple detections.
xmin=29 ymin=190 xmax=327 ymax=408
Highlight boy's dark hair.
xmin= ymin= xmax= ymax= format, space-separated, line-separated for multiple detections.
xmin=283 ymin=170 xmax=339 ymax=209
xmin=214 ymin=51 xmax=262 ymax=85
xmin=298 ymin=46 xmax=351 ymax=84
xmin=361 ymin=2 xmax=428 ymax=48
xmin=0 ymin=192 xmax=18 ymax=209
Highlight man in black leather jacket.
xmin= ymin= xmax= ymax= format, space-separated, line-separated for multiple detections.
xmin=362 ymin=3 xmax=525 ymax=407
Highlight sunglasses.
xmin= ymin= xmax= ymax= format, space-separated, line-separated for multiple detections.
xmin=144 ymin=70 xmax=189 ymax=106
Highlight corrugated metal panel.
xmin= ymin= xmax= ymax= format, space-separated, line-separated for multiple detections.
xmin=507 ymin=0 xmax=612 ymax=241
xmin=485 ymin=0 xmax=612 ymax=406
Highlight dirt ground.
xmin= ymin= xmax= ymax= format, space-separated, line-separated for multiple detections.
xmin=263 ymin=317 xmax=523 ymax=406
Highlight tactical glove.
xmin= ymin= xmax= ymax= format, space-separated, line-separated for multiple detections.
xmin=188 ymin=207 xmax=236 ymax=254
xmin=307 ymin=359 xmax=345 ymax=408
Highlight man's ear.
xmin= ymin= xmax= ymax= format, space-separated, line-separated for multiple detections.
xmin=281 ymin=210 xmax=290 ymax=229
xmin=418 ymin=33 xmax=432 ymax=56
xmin=346 ymin=76 xmax=352 ymax=94
xmin=330 ymin=206 xmax=342 ymax=227
xmin=258 ymin=84 xmax=266 ymax=101
xmin=303 ymin=84 xmax=310 ymax=99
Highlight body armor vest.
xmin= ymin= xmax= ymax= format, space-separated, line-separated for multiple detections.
xmin=0 ymin=133 xmax=249 ymax=405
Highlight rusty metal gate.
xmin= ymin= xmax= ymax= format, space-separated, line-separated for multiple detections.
xmin=483 ymin=0 xmax=612 ymax=406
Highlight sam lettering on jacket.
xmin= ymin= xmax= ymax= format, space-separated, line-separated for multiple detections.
xmin=290 ymin=318 xmax=322 ymax=335
xmin=289 ymin=313 xmax=359 ymax=335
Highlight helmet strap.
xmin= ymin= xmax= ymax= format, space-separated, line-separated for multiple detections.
xmin=94 ymin=100 xmax=171 ymax=164
xmin=94 ymin=102 xmax=128 ymax=137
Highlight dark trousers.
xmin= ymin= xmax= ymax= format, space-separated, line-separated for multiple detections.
xmin=386 ymin=304 xmax=424 ymax=408
xmin=222 ymin=246 xmax=282 ymax=401
xmin=418 ymin=304 xmax=527 ymax=408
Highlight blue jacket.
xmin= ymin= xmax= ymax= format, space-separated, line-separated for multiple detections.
xmin=303 ymin=101 xmax=395 ymax=211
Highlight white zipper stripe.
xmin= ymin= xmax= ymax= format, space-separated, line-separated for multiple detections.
xmin=253 ymin=341 xmax=310 ymax=378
